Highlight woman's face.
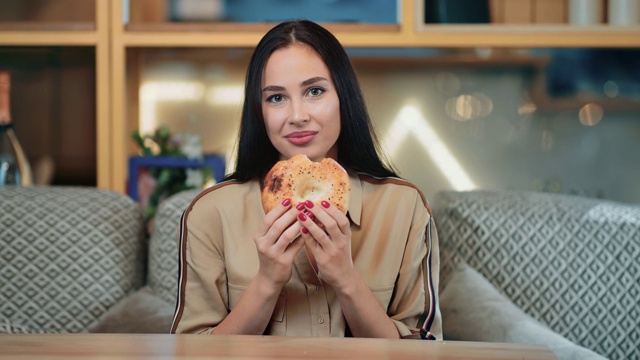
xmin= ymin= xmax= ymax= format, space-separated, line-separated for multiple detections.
xmin=261 ymin=44 xmax=341 ymax=162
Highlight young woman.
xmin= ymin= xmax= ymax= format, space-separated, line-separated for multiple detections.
xmin=171 ymin=20 xmax=441 ymax=340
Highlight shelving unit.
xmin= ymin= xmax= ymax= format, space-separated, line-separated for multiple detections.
xmin=2 ymin=0 xmax=639 ymax=193
xmin=0 ymin=0 xmax=111 ymax=189
xmin=114 ymin=0 xmax=640 ymax=48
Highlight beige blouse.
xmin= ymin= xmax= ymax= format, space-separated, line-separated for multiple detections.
xmin=171 ymin=170 xmax=442 ymax=340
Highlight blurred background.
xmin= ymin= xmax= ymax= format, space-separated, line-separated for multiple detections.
xmin=131 ymin=46 xmax=640 ymax=204
xmin=1 ymin=0 xmax=639 ymax=203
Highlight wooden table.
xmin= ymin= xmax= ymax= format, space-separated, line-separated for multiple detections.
xmin=0 ymin=334 xmax=557 ymax=359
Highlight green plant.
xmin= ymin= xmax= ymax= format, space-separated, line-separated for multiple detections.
xmin=132 ymin=126 xmax=212 ymax=221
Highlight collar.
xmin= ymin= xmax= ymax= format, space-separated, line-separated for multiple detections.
xmin=346 ymin=168 xmax=362 ymax=227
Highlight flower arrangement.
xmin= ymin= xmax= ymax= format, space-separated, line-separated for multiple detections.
xmin=132 ymin=126 xmax=213 ymax=221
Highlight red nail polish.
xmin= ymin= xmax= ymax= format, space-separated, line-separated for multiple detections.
xmin=305 ymin=200 xmax=314 ymax=208
xmin=281 ymin=198 xmax=291 ymax=207
xmin=321 ymin=201 xmax=330 ymax=208
xmin=307 ymin=212 xmax=314 ymax=219
xmin=298 ymin=212 xmax=307 ymax=221
xmin=296 ymin=203 xmax=305 ymax=211
xmin=301 ymin=226 xmax=308 ymax=234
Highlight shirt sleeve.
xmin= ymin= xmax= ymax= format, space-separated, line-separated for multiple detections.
xmin=387 ymin=192 xmax=443 ymax=340
xmin=171 ymin=197 xmax=229 ymax=334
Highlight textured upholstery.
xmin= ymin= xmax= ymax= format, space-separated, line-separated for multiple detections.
xmin=434 ymin=190 xmax=640 ymax=360
xmin=147 ymin=189 xmax=201 ymax=305
xmin=440 ymin=263 xmax=606 ymax=360
xmin=0 ymin=186 xmax=145 ymax=333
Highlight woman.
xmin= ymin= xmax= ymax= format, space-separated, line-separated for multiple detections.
xmin=171 ymin=20 xmax=441 ymax=340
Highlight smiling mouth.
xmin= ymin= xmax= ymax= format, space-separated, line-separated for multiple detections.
xmin=285 ymin=131 xmax=317 ymax=146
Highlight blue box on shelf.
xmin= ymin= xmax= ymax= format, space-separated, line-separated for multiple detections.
xmin=127 ymin=154 xmax=226 ymax=201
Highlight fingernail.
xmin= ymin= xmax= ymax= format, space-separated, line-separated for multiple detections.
xmin=305 ymin=200 xmax=314 ymax=208
xmin=298 ymin=212 xmax=307 ymax=221
xmin=281 ymin=198 xmax=291 ymax=207
xmin=301 ymin=226 xmax=308 ymax=234
xmin=296 ymin=203 xmax=305 ymax=211
xmin=321 ymin=201 xmax=330 ymax=208
xmin=307 ymin=212 xmax=314 ymax=220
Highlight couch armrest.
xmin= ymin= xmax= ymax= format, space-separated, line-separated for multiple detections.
xmin=89 ymin=287 xmax=175 ymax=334
xmin=440 ymin=263 xmax=606 ymax=360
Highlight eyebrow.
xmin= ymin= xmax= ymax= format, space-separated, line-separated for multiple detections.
xmin=262 ymin=76 xmax=329 ymax=93
xmin=300 ymin=76 xmax=328 ymax=87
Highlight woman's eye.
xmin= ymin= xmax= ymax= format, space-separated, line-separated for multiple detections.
xmin=267 ymin=94 xmax=284 ymax=103
xmin=308 ymin=87 xmax=325 ymax=97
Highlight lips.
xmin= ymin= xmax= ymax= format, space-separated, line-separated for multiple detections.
xmin=285 ymin=131 xmax=318 ymax=146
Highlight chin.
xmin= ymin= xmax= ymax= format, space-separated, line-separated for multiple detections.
xmin=279 ymin=147 xmax=336 ymax=163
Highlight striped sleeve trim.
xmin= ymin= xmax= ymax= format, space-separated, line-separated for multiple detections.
xmin=418 ymin=215 xmax=437 ymax=340
xmin=170 ymin=180 xmax=243 ymax=334
xmin=170 ymin=209 xmax=189 ymax=333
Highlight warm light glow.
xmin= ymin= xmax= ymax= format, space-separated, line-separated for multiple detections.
xmin=139 ymin=81 xmax=205 ymax=135
xmin=579 ymin=103 xmax=604 ymax=126
xmin=384 ymin=105 xmax=477 ymax=191
xmin=445 ymin=93 xmax=493 ymax=121
xmin=206 ymin=85 xmax=244 ymax=105
xmin=518 ymin=102 xmax=537 ymax=115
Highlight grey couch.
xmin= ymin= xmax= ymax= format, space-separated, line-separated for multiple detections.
xmin=0 ymin=186 xmax=146 ymax=333
xmin=435 ymin=190 xmax=640 ymax=360
xmin=2 ymin=186 xmax=638 ymax=360
xmin=0 ymin=185 xmax=200 ymax=335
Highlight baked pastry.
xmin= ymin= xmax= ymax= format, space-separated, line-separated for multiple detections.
xmin=261 ymin=154 xmax=350 ymax=214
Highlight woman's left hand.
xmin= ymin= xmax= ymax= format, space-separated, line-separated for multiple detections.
xmin=297 ymin=200 xmax=356 ymax=290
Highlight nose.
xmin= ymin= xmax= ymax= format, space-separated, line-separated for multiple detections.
xmin=288 ymin=99 xmax=309 ymax=125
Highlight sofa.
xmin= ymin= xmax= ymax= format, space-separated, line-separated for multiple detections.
xmin=435 ymin=190 xmax=639 ymax=360
xmin=1 ymin=186 xmax=638 ymax=360
xmin=0 ymin=186 xmax=145 ymax=333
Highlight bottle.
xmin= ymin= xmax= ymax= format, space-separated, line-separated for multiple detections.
xmin=608 ymin=0 xmax=640 ymax=25
xmin=0 ymin=71 xmax=33 ymax=186
xmin=568 ymin=0 xmax=604 ymax=25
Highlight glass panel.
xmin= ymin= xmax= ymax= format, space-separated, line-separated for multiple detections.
xmin=126 ymin=0 xmax=398 ymax=25
xmin=533 ymin=48 xmax=640 ymax=100
xmin=132 ymin=47 xmax=640 ymax=203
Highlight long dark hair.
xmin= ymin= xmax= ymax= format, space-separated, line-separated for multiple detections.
xmin=225 ymin=20 xmax=397 ymax=182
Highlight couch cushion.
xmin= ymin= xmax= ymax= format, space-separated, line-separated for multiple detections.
xmin=88 ymin=286 xmax=175 ymax=333
xmin=147 ymin=189 xmax=201 ymax=305
xmin=441 ymin=263 xmax=606 ymax=360
xmin=0 ymin=316 xmax=44 ymax=334
xmin=434 ymin=190 xmax=639 ymax=360
xmin=0 ymin=186 xmax=145 ymax=333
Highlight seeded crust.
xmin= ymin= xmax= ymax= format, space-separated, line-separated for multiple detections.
xmin=261 ymin=154 xmax=350 ymax=214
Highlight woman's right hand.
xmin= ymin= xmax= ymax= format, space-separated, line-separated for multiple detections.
xmin=253 ymin=198 xmax=305 ymax=290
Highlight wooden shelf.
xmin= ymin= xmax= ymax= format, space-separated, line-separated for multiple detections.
xmin=415 ymin=24 xmax=640 ymax=48
xmin=126 ymin=22 xmax=398 ymax=33
xmin=116 ymin=0 xmax=640 ymax=49
xmin=0 ymin=31 xmax=99 ymax=46
xmin=0 ymin=22 xmax=95 ymax=31
xmin=122 ymin=22 xmax=400 ymax=47
xmin=0 ymin=22 xmax=98 ymax=46
xmin=121 ymin=23 xmax=640 ymax=48
xmin=0 ymin=0 xmax=110 ymax=190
